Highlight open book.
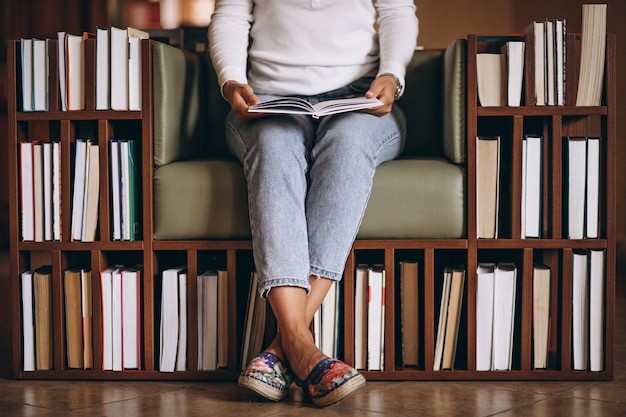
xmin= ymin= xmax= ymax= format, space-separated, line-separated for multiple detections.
xmin=248 ymin=96 xmax=382 ymax=118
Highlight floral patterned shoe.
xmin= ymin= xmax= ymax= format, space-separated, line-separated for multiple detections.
xmin=294 ymin=358 xmax=366 ymax=407
xmin=238 ymin=352 xmax=292 ymax=401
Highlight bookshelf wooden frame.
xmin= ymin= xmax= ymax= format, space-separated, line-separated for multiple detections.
xmin=7 ymin=33 xmax=615 ymax=381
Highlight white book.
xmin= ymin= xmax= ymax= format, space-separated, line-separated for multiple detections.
xmin=545 ymin=20 xmax=555 ymax=106
xmin=522 ymin=135 xmax=542 ymax=238
xmin=120 ymin=141 xmax=131 ymax=240
xmin=321 ymin=281 xmax=337 ymax=358
xmin=555 ymin=19 xmax=566 ymax=106
xmin=100 ymin=267 xmax=114 ymax=371
xmin=589 ymin=249 xmax=605 ymax=372
xmin=576 ymin=4 xmax=607 ymax=106
xmin=57 ymin=32 xmax=67 ymax=111
xmin=572 ymin=250 xmax=589 ymax=371
xmin=71 ymin=139 xmax=88 ymax=241
xmin=21 ymin=38 xmax=33 ymax=111
xmin=476 ymin=53 xmax=506 ymax=107
xmin=21 ymin=271 xmax=35 ymax=371
xmin=65 ymin=33 xmax=85 ymax=111
xmin=217 ymin=269 xmax=228 ymax=368
xmin=503 ymin=41 xmax=525 ymax=107
xmin=110 ymin=141 xmax=122 ymax=240
xmin=476 ymin=136 xmax=501 ymax=238
xmin=354 ymin=264 xmax=368 ymax=370
xmin=32 ymin=38 xmax=48 ymax=111
xmin=196 ymin=274 xmax=204 ymax=369
xmin=566 ymin=137 xmax=587 ymax=239
xmin=110 ymin=27 xmax=129 ymax=111
xmin=313 ymin=306 xmax=322 ymax=352
xmin=111 ymin=268 xmax=123 ymax=371
xmin=32 ymin=142 xmax=43 ymax=242
xmin=160 ymin=267 xmax=183 ymax=372
xmin=42 ymin=142 xmax=53 ymax=241
xmin=586 ymin=137 xmax=601 ymax=238
xmin=52 ymin=142 xmax=61 ymax=241
xmin=433 ymin=268 xmax=452 ymax=371
xmin=128 ymin=28 xmax=149 ymax=111
xmin=20 ymin=141 xmax=34 ymax=241
xmin=367 ymin=265 xmax=384 ymax=371
xmin=122 ymin=268 xmax=140 ymax=369
xmin=533 ymin=264 xmax=551 ymax=369
xmin=81 ymin=143 xmax=99 ymax=242
xmin=176 ymin=272 xmax=188 ymax=371
xmin=527 ymin=21 xmax=546 ymax=105
xmin=96 ymin=27 xmax=110 ymax=110
xmin=476 ymin=263 xmax=495 ymax=371
xmin=492 ymin=263 xmax=517 ymax=371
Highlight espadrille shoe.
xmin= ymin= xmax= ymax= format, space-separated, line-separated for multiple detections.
xmin=294 ymin=358 xmax=366 ymax=407
xmin=238 ymin=352 xmax=292 ymax=401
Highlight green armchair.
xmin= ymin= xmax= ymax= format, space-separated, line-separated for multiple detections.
xmin=151 ymin=39 xmax=467 ymax=240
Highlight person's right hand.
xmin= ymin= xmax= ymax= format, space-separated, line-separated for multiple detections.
xmin=222 ymin=80 xmax=264 ymax=119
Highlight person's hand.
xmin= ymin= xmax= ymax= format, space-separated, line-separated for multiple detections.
xmin=222 ymin=80 xmax=264 ymax=119
xmin=364 ymin=75 xmax=397 ymax=116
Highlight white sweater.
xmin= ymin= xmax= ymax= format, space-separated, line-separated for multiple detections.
xmin=208 ymin=0 xmax=418 ymax=96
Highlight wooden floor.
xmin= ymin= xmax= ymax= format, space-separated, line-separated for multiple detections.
xmin=1 ymin=249 xmax=625 ymax=416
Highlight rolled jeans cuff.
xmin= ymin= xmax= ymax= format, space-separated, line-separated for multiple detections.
xmin=259 ymin=277 xmax=311 ymax=298
xmin=310 ymin=266 xmax=343 ymax=281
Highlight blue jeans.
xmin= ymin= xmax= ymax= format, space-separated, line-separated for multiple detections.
xmin=225 ymin=78 xmax=406 ymax=296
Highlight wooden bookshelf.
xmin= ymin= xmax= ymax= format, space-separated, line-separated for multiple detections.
xmin=6 ymin=33 xmax=615 ymax=381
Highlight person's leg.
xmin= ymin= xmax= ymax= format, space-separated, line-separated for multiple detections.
xmin=307 ymin=107 xmax=406 ymax=282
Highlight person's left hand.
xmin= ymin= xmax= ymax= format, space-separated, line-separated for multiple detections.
xmin=364 ymin=75 xmax=397 ymax=116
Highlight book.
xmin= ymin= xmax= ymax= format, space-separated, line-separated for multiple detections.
xmin=71 ymin=139 xmax=88 ymax=241
xmin=400 ymin=261 xmax=419 ymax=367
xmin=34 ymin=266 xmax=53 ymax=370
xmin=476 ymin=263 xmax=495 ymax=371
xmin=176 ymin=271 xmax=187 ymax=371
xmin=572 ymin=250 xmax=589 ymax=371
xmin=576 ymin=4 xmax=607 ymax=106
xmin=564 ymin=137 xmax=587 ymax=239
xmin=521 ymin=134 xmax=542 ymax=238
xmin=217 ymin=269 xmax=229 ymax=368
xmin=555 ymin=19 xmax=566 ymax=106
xmin=433 ymin=267 xmax=452 ymax=371
xmin=20 ymin=141 xmax=34 ymax=241
xmin=122 ymin=268 xmax=141 ymax=370
xmin=80 ymin=269 xmax=93 ymax=369
xmin=442 ymin=266 xmax=465 ymax=370
xmin=545 ymin=20 xmax=556 ymax=106
xmin=110 ymin=26 xmax=129 ymax=111
xmin=492 ymin=263 xmax=517 ymax=371
xmin=42 ymin=142 xmax=53 ymax=241
xmin=111 ymin=268 xmax=123 ymax=371
xmin=240 ymin=272 xmax=266 ymax=369
xmin=52 ymin=141 xmax=61 ymax=241
xmin=128 ymin=28 xmax=150 ymax=111
xmin=320 ymin=281 xmax=337 ymax=358
xmin=21 ymin=271 xmax=35 ymax=371
xmin=525 ymin=21 xmax=546 ymax=106
xmin=96 ymin=27 xmax=110 ymax=110
xmin=248 ymin=96 xmax=382 ymax=119
xmin=476 ymin=53 xmax=505 ymax=106
xmin=101 ymin=267 xmax=114 ymax=370
xmin=110 ymin=140 xmax=122 ymax=240
xmin=65 ymin=33 xmax=85 ymax=111
xmin=32 ymin=38 xmax=49 ymax=111
xmin=120 ymin=140 xmax=139 ymax=240
xmin=20 ymin=38 xmax=33 ymax=111
xmin=476 ymin=136 xmax=500 ymax=238
xmin=502 ymin=41 xmax=525 ymax=107
xmin=81 ymin=143 xmax=99 ymax=242
xmin=586 ymin=137 xmax=601 ymax=238
xmin=589 ymin=249 xmax=605 ymax=372
xmin=32 ymin=142 xmax=43 ymax=242
xmin=64 ymin=269 xmax=84 ymax=369
xmin=533 ymin=264 xmax=551 ymax=369
xmin=367 ymin=264 xmax=384 ymax=371
xmin=160 ymin=267 xmax=184 ymax=372
xmin=354 ymin=264 xmax=368 ymax=370
xmin=197 ymin=270 xmax=219 ymax=371
xmin=57 ymin=32 xmax=67 ymax=111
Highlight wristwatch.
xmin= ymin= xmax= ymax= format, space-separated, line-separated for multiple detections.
xmin=378 ymin=72 xmax=403 ymax=100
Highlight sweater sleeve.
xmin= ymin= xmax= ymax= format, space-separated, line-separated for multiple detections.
xmin=208 ymin=0 xmax=254 ymax=92
xmin=375 ymin=0 xmax=419 ymax=97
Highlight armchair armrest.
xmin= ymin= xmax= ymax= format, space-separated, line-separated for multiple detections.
xmin=443 ymin=39 xmax=467 ymax=164
xmin=152 ymin=41 xmax=209 ymax=167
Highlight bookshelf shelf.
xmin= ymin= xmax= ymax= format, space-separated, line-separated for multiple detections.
xmin=6 ymin=31 xmax=615 ymax=381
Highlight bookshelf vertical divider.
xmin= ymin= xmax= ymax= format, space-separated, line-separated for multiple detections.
xmin=6 ymin=32 xmax=615 ymax=380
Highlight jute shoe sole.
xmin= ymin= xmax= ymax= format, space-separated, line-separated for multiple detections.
xmin=310 ymin=372 xmax=366 ymax=407
xmin=238 ymin=374 xmax=289 ymax=401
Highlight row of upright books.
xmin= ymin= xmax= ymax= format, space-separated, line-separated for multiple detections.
xmin=19 ymin=26 xmax=149 ymax=112
xmin=159 ymin=268 xmax=229 ymax=372
xmin=476 ymin=135 xmax=602 ymax=239
xmin=476 ymin=4 xmax=607 ymax=107
xmin=19 ymin=138 xmax=139 ymax=242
